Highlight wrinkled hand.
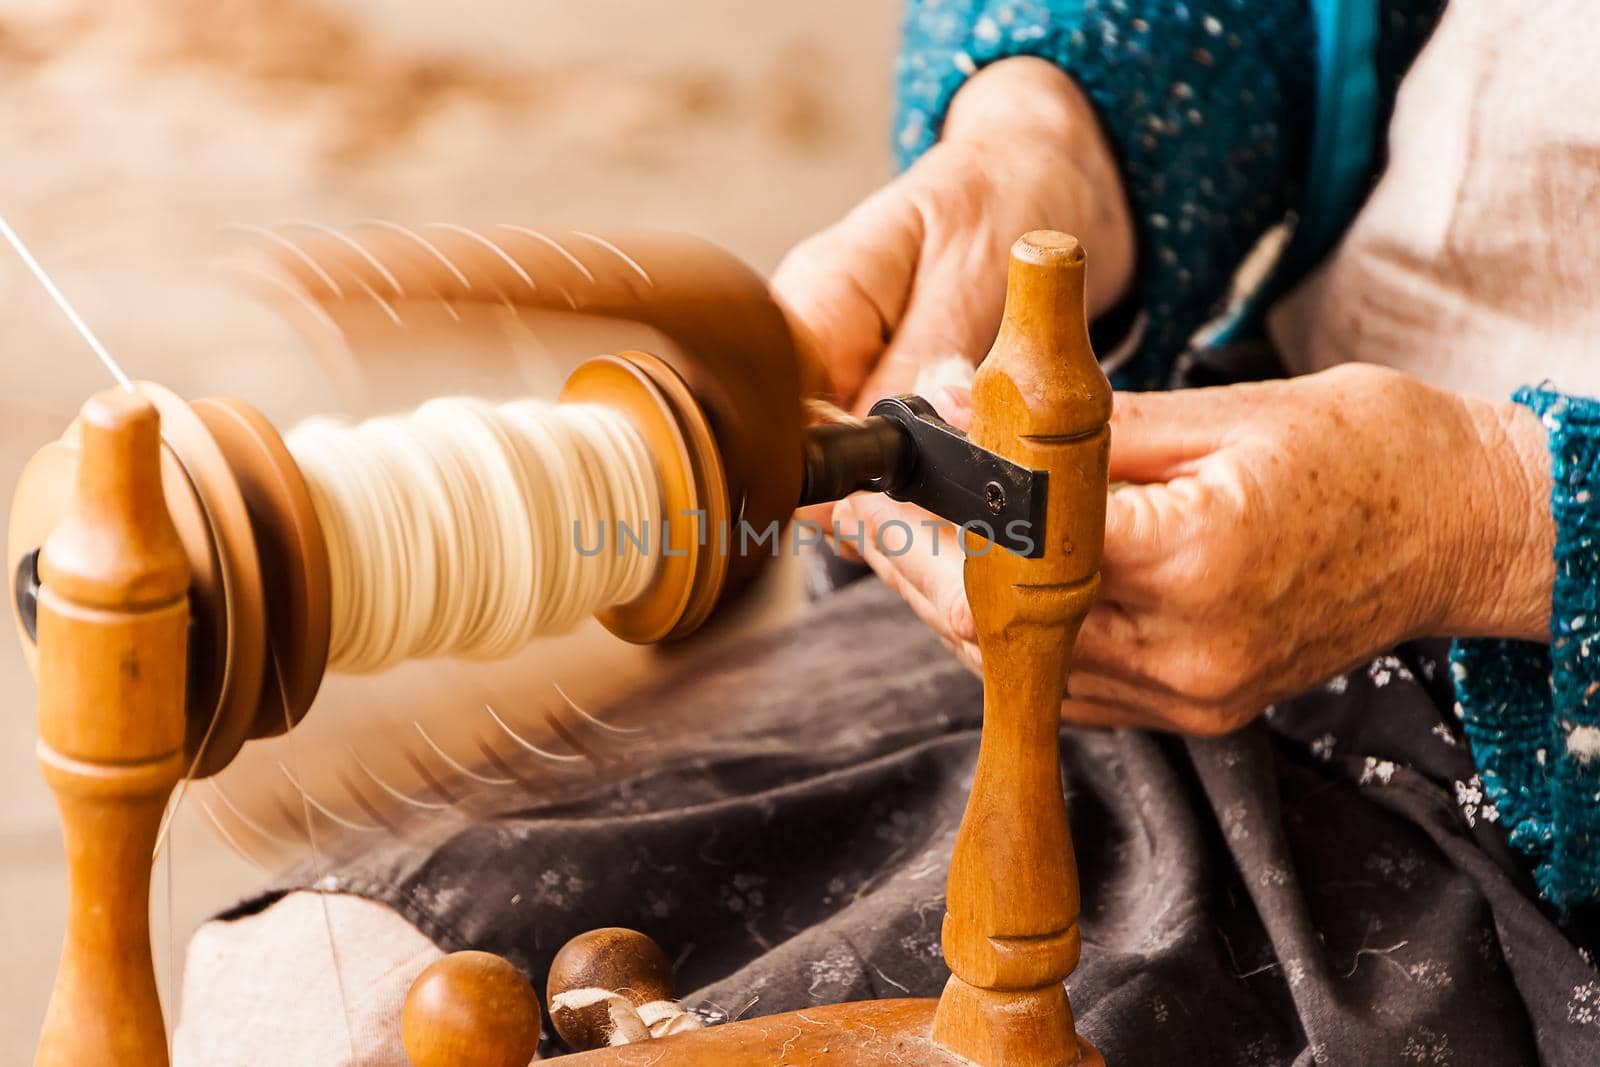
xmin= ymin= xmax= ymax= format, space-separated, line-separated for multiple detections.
xmin=772 ymin=57 xmax=1133 ymax=414
xmin=835 ymin=364 xmax=1555 ymax=735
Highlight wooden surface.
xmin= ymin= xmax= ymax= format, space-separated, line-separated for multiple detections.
xmin=402 ymin=951 xmax=542 ymax=1067
xmin=191 ymin=395 xmax=331 ymax=738
xmin=32 ymin=390 xmax=190 ymax=1067
xmin=931 ymin=232 xmax=1109 ymax=1067
xmin=559 ymin=998 xmax=971 ymax=1065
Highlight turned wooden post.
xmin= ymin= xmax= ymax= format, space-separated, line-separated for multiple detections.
xmin=932 ymin=232 xmax=1108 ymax=1067
xmin=33 ymin=389 xmax=190 ymax=1067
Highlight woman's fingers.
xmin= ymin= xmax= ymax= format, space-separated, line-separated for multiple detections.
xmin=1066 ymin=599 xmax=1158 ymax=684
xmin=1058 ymin=672 xmax=1174 ymax=731
xmin=852 ymin=239 xmax=1004 ymax=415
xmin=1102 ymin=481 xmax=1191 ymax=579
xmin=928 ymin=385 xmax=973 ymax=429
xmin=834 ymin=493 xmax=976 ymax=649
xmin=1107 ymin=388 xmax=1235 ymax=483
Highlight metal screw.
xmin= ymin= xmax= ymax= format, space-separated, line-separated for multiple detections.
xmin=983 ymin=481 xmax=1006 ymax=514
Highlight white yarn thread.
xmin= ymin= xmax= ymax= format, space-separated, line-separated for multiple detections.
xmin=913 ymin=355 xmax=977 ymax=399
xmin=287 ymin=397 xmax=661 ymax=674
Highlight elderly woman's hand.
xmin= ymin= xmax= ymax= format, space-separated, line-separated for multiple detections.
xmin=772 ymin=57 xmax=1134 ymax=413
xmin=835 ymin=364 xmax=1556 ymax=735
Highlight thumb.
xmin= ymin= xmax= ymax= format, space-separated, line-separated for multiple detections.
xmin=853 ymin=247 xmax=1004 ymax=416
xmin=770 ymin=185 xmax=924 ymax=402
xmin=927 ymin=384 xmax=972 ymax=431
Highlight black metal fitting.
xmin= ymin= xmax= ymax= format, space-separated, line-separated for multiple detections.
xmin=14 ymin=547 xmax=40 ymax=644
xmin=798 ymin=394 xmax=1048 ymax=558
xmin=799 ymin=416 xmax=911 ymax=505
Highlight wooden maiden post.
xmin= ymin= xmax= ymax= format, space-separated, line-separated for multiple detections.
xmin=932 ymin=231 xmax=1108 ymax=1067
xmin=32 ymin=390 xmax=190 ymax=1067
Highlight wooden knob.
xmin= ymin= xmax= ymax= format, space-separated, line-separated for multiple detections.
xmin=545 ymin=928 xmax=674 ymax=1050
xmin=402 ymin=951 xmax=542 ymax=1067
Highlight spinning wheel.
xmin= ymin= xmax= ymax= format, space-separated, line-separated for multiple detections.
xmin=11 ymin=227 xmax=1110 ymax=1066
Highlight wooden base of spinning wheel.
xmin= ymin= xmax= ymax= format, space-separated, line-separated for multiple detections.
xmin=558 ymin=999 xmax=1103 ymax=1066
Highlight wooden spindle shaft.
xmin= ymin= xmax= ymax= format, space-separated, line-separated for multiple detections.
xmin=33 ymin=390 xmax=190 ymax=1067
xmin=931 ymin=232 xmax=1109 ymax=1067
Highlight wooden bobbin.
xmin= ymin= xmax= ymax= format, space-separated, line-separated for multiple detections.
xmin=402 ymin=951 xmax=543 ymax=1067
xmin=237 ymin=226 xmax=810 ymax=601
xmin=9 ymin=350 xmax=745 ymax=774
xmin=562 ymin=352 xmax=730 ymax=643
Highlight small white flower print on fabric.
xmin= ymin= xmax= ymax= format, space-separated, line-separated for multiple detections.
xmin=1454 ymin=774 xmax=1500 ymax=827
xmin=1570 ymin=980 xmax=1600 ymax=1027
xmin=807 ymin=944 xmax=863 ymax=1001
xmin=1310 ymin=733 xmax=1336 ymax=761
xmin=1359 ymin=757 xmax=1396 ymax=785
xmin=1368 ymin=655 xmax=1415 ymax=688
xmin=1401 ymin=1025 xmax=1453 ymax=1064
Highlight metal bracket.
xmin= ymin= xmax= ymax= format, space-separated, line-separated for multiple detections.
xmin=798 ymin=394 xmax=1048 ymax=558
xmin=14 ymin=547 xmax=39 ymax=644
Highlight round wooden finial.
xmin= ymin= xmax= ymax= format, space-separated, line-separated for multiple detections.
xmin=402 ymin=951 xmax=542 ymax=1067
xmin=545 ymin=928 xmax=675 ymax=1051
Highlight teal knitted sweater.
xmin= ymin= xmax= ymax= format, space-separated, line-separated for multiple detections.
xmin=894 ymin=0 xmax=1599 ymax=912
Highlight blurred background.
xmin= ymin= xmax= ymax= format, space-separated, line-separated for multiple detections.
xmin=0 ymin=1 xmax=899 ymax=1058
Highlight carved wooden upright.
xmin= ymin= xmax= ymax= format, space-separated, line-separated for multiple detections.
xmin=33 ymin=390 xmax=190 ymax=1067
xmin=932 ymin=231 xmax=1109 ymax=1067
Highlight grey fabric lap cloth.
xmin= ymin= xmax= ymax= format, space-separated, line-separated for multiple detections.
xmin=224 ymin=579 xmax=1600 ymax=1064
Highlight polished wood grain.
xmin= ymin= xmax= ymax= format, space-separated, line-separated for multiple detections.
xmin=402 ymin=951 xmax=543 ymax=1067
xmin=930 ymin=232 xmax=1107 ymax=1067
xmin=33 ymin=390 xmax=190 ymax=1067
xmin=559 ymin=998 xmax=965 ymax=1065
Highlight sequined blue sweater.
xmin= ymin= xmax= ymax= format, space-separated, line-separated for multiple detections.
xmin=894 ymin=0 xmax=1600 ymax=912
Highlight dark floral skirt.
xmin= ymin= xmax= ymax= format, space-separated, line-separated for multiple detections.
xmin=228 ymin=575 xmax=1600 ymax=1065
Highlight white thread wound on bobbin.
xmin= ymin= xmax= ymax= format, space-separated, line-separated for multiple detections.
xmin=287 ymin=397 xmax=661 ymax=674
